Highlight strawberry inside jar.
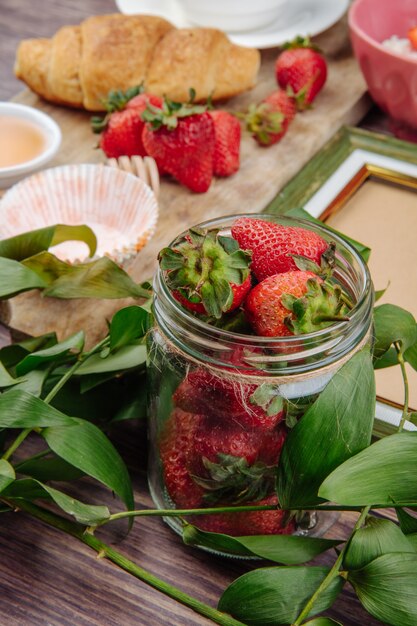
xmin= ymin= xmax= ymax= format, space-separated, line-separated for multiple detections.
xmin=147 ymin=214 xmax=374 ymax=554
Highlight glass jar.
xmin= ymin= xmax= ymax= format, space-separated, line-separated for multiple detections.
xmin=147 ymin=214 xmax=374 ymax=543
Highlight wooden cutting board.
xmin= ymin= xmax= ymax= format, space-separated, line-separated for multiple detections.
xmin=2 ymin=16 xmax=371 ymax=346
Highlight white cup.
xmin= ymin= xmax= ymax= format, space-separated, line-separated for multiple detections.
xmin=177 ymin=0 xmax=289 ymax=32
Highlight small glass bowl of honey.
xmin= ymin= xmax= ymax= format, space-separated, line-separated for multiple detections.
xmin=0 ymin=102 xmax=61 ymax=189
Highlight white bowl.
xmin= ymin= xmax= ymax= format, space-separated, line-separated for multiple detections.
xmin=0 ymin=163 xmax=159 ymax=265
xmin=0 ymin=103 xmax=62 ymax=189
xmin=176 ymin=0 xmax=289 ymax=32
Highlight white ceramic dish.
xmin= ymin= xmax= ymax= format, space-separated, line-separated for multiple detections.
xmin=0 ymin=164 xmax=159 ymax=265
xmin=114 ymin=0 xmax=349 ymax=48
xmin=0 ymin=103 xmax=61 ymax=189
xmin=177 ymin=0 xmax=289 ymax=33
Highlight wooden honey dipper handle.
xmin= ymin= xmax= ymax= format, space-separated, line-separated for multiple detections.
xmin=107 ymin=155 xmax=160 ymax=198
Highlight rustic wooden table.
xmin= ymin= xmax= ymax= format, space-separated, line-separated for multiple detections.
xmin=0 ymin=2 xmax=392 ymax=625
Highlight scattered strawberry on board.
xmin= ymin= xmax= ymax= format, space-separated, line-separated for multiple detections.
xmin=242 ymin=89 xmax=296 ymax=146
xmin=91 ymin=35 xmax=328 ymax=193
xmin=91 ymin=86 xmax=163 ymax=158
xmin=275 ymin=36 xmax=328 ymax=110
xmin=157 ymin=217 xmax=352 ymax=536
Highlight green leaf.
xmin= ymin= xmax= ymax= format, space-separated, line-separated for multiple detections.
xmin=183 ymin=523 xmax=342 ymax=564
xmin=218 ymin=566 xmax=344 ymax=625
xmin=0 ymin=224 xmax=97 ymax=261
xmin=396 ymin=508 xmax=417 ymax=534
xmin=0 ymin=257 xmax=47 ymax=297
xmin=303 ymin=617 xmax=343 ymax=626
xmin=277 ymin=349 xmax=375 ymax=508
xmin=0 ymin=333 xmax=56 ymax=369
xmin=16 ymin=331 xmax=84 ymax=376
xmin=16 ymin=456 xmax=85 ymax=482
xmin=76 ymin=344 xmax=146 ymax=375
xmin=404 ymin=335 xmax=417 ymax=372
xmin=0 ymin=459 xmax=15 ymax=493
xmin=284 ymin=207 xmax=371 ymax=262
xmin=373 ymin=346 xmax=398 ymax=369
xmin=348 ymin=553 xmax=417 ymax=626
xmin=42 ymin=419 xmax=134 ymax=513
xmin=109 ymin=306 xmax=150 ymax=351
xmin=373 ymin=304 xmax=417 ymax=361
xmin=0 ymin=390 xmax=76 ymax=428
xmin=374 ymin=283 xmax=390 ymax=302
xmin=110 ymin=389 xmax=147 ymax=423
xmin=12 ymin=368 xmax=50 ymax=396
xmin=319 ymin=433 xmax=417 ymax=506
xmin=3 ymin=478 xmax=109 ymax=524
xmin=22 ymin=252 xmax=151 ymax=299
xmin=0 ymin=362 xmax=21 ymax=388
xmin=343 ymin=517 xmax=416 ymax=570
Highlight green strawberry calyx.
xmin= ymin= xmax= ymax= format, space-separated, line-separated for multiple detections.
xmin=281 ymin=35 xmax=322 ymax=52
xmin=192 ymin=453 xmax=275 ymax=505
xmin=91 ymin=84 xmax=145 ymax=133
xmin=159 ymin=227 xmax=251 ymax=318
xmin=243 ymin=102 xmax=285 ymax=145
xmin=281 ymin=277 xmax=351 ymax=335
xmin=141 ymin=90 xmax=207 ymax=132
xmin=291 ymin=242 xmax=336 ymax=279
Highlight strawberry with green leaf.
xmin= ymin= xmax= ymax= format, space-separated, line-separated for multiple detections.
xmin=275 ymin=36 xmax=327 ymax=110
xmin=91 ymin=85 xmax=163 ymax=158
xmin=173 ymin=369 xmax=285 ymax=431
xmin=243 ymin=89 xmax=296 ymax=146
xmin=159 ymin=227 xmax=252 ymax=318
xmin=244 ymin=270 xmax=350 ymax=337
xmin=141 ymin=95 xmax=215 ymax=193
xmin=189 ymin=417 xmax=286 ymax=506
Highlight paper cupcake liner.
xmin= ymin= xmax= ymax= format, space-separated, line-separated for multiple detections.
xmin=0 ymin=163 xmax=159 ymax=264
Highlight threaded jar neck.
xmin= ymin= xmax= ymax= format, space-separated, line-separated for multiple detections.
xmin=152 ymin=214 xmax=374 ymax=377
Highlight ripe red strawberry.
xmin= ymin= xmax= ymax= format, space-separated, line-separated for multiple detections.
xmin=193 ymin=494 xmax=295 ymax=536
xmin=245 ymin=270 xmax=349 ymax=337
xmin=275 ymin=37 xmax=327 ymax=110
xmin=231 ymin=217 xmax=329 ymax=282
xmin=173 ymin=369 xmax=284 ymax=431
xmin=408 ymin=26 xmax=417 ymax=51
xmin=259 ymin=425 xmax=287 ymax=466
xmin=209 ymin=110 xmax=241 ymax=177
xmin=141 ymin=97 xmax=215 ymax=193
xmin=188 ymin=417 xmax=281 ymax=505
xmin=244 ymin=89 xmax=296 ymax=146
xmin=91 ymin=86 xmax=163 ymax=158
xmin=159 ymin=226 xmax=252 ymax=318
xmin=159 ymin=408 xmax=205 ymax=508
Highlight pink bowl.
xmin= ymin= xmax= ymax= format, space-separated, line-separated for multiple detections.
xmin=349 ymin=0 xmax=417 ymax=128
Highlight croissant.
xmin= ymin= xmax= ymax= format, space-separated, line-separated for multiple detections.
xmin=14 ymin=14 xmax=260 ymax=111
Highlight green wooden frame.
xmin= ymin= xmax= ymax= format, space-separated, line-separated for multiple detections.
xmin=265 ymin=126 xmax=417 ymax=215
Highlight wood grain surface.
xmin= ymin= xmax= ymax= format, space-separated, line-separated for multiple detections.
xmin=0 ymin=3 xmax=389 ymax=626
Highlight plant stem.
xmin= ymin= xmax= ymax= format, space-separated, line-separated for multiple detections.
xmin=394 ymin=342 xmax=409 ymax=433
xmin=98 ymin=501 xmax=417 ymax=526
xmin=292 ymin=506 xmax=370 ymax=626
xmin=43 ymin=336 xmax=109 ymax=404
xmin=8 ymin=499 xmax=245 ymax=626
xmin=2 ymin=428 xmax=32 ymax=461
